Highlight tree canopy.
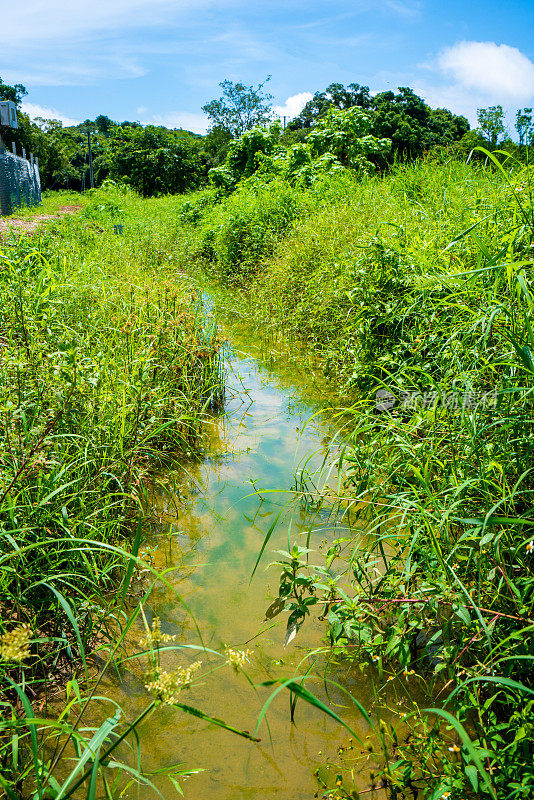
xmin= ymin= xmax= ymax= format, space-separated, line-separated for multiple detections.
xmin=2 ymin=71 xmax=532 ymax=198
xmin=0 ymin=77 xmax=27 ymax=106
xmin=289 ymin=83 xmax=469 ymax=159
xmin=515 ymin=108 xmax=534 ymax=146
xmin=107 ymin=125 xmax=205 ymax=196
xmin=202 ymin=77 xmax=274 ymax=137
xmin=288 ymin=82 xmax=371 ymax=130
xmin=477 ymin=105 xmax=505 ymax=147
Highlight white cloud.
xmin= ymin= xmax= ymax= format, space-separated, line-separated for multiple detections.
xmin=21 ymin=102 xmax=79 ymax=127
xmin=0 ymin=1 xmax=250 ymax=87
xmin=2 ymin=51 xmax=147 ymax=87
xmin=0 ymin=1 xmax=203 ymax=46
xmin=383 ymin=0 xmax=421 ymax=17
xmin=438 ymin=41 xmax=534 ymax=101
xmin=149 ymin=111 xmax=209 ymax=133
xmin=273 ymin=92 xmax=313 ymax=121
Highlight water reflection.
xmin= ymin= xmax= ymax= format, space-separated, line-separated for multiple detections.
xmin=98 ymin=333 xmax=385 ymax=799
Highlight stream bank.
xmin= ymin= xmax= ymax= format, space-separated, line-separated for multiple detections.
xmin=95 ymin=301 xmax=397 ymax=800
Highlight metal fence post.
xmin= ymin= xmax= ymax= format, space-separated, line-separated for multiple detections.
xmin=87 ymin=131 xmax=94 ymax=189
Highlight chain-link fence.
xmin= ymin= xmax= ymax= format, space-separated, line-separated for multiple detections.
xmin=0 ymin=149 xmax=41 ymax=216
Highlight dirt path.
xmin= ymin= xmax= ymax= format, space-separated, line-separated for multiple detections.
xmin=0 ymin=204 xmax=82 ymax=237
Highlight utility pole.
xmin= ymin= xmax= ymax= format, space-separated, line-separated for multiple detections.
xmin=282 ymin=115 xmax=287 ymax=130
xmin=87 ymin=130 xmax=94 ymax=189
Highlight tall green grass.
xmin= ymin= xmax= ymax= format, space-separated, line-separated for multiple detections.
xmin=0 ymin=186 xmax=230 ymax=797
xmin=177 ymin=152 xmax=534 ymax=798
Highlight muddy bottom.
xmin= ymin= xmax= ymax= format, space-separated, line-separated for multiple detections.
xmin=81 ymin=317 xmax=401 ymax=800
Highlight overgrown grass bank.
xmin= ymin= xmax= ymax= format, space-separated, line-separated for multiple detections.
xmin=0 ymin=187 xmax=227 ymax=796
xmin=178 ymin=154 xmax=534 ymax=799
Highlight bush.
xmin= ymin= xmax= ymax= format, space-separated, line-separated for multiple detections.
xmin=198 ymin=176 xmax=311 ymax=280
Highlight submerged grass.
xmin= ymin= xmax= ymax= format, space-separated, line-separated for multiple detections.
xmin=173 ymin=151 xmax=534 ymax=798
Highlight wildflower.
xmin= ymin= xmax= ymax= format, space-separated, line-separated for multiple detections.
xmin=526 ymin=541 xmax=533 ymax=554
xmin=448 ymin=744 xmax=461 ymax=753
xmin=225 ymin=647 xmax=253 ymax=672
xmin=0 ymin=624 xmax=32 ymax=662
xmin=145 ymin=661 xmax=202 ymax=704
xmin=142 ymin=616 xmax=176 ymax=648
xmin=440 ymin=793 xmax=451 ymax=800
xmin=387 ymin=675 xmax=394 ymax=682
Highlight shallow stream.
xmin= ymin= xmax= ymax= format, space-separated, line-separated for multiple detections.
xmin=99 ymin=308 xmax=391 ymax=800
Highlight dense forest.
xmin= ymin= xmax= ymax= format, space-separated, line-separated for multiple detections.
xmin=1 ymin=75 xmax=533 ymax=196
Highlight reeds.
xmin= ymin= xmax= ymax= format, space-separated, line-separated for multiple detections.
xmin=181 ymin=151 xmax=534 ymax=798
xmin=0 ymin=186 xmax=227 ymax=796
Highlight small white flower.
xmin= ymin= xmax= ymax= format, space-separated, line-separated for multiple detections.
xmin=225 ymin=647 xmax=253 ymax=671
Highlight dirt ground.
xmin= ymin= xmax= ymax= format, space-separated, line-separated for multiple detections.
xmin=0 ymin=204 xmax=82 ymax=237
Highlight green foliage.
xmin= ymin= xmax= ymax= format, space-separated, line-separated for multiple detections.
xmin=372 ymin=87 xmax=469 ymax=158
xmin=202 ymin=76 xmax=274 ymax=137
xmin=172 ymin=150 xmax=534 ymax=797
xmin=515 ymin=108 xmax=534 ymax=146
xmin=477 ymin=105 xmax=506 ymax=147
xmin=199 ymin=175 xmax=308 ymax=279
xmin=108 ymin=124 xmax=205 ymax=196
xmin=238 ymin=154 xmax=533 ymax=799
xmin=0 ymin=76 xmax=27 ymax=106
xmin=199 ymin=117 xmax=390 ymax=281
xmin=207 ymin=110 xmax=390 ymax=205
xmin=290 ymin=82 xmax=470 ymax=160
xmin=0 ymin=188 xmax=227 ymax=795
xmin=209 ymin=124 xmax=283 ymax=190
xmin=308 ymin=106 xmax=391 ymax=171
xmin=288 ymin=82 xmax=372 ymax=130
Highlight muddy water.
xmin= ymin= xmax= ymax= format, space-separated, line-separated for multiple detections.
xmin=102 ymin=318 xmax=387 ymax=800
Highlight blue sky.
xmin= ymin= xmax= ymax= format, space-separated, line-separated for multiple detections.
xmin=2 ymin=0 xmax=534 ymax=133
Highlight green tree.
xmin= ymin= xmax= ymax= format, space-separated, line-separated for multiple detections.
xmin=515 ymin=108 xmax=533 ymax=146
xmin=203 ymin=126 xmax=233 ymax=167
xmin=209 ymin=123 xmax=282 ymax=190
xmin=202 ymin=77 xmax=273 ymax=137
xmin=288 ymin=82 xmax=469 ymax=160
xmin=308 ymin=106 xmax=390 ymax=171
xmin=371 ymin=87 xmax=468 ymax=159
xmin=209 ymin=108 xmax=392 ymax=191
xmin=288 ymin=82 xmax=371 ymax=130
xmin=108 ymin=125 xmax=204 ymax=196
xmin=477 ymin=105 xmax=505 ymax=147
xmin=95 ymin=115 xmax=114 ymax=135
xmin=0 ymin=77 xmax=27 ymax=106
xmin=29 ymin=118 xmax=80 ymax=188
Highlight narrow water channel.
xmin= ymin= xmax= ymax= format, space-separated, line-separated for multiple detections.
xmin=99 ymin=313 xmax=387 ymax=800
